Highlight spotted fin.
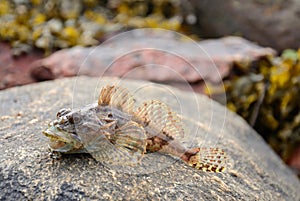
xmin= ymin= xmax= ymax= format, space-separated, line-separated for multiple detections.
xmin=98 ymin=85 xmax=134 ymax=113
xmin=84 ymin=121 xmax=147 ymax=164
xmin=134 ymin=100 xmax=184 ymax=140
xmin=187 ymin=147 xmax=227 ymax=172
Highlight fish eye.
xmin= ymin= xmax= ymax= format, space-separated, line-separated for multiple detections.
xmin=68 ymin=115 xmax=74 ymax=124
xmin=72 ymin=113 xmax=81 ymax=124
xmin=107 ymin=113 xmax=113 ymax=118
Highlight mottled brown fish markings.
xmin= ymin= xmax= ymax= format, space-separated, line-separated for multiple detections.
xmin=43 ymin=85 xmax=228 ymax=172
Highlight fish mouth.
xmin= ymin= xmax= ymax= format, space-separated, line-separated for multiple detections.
xmin=48 ymin=140 xmax=74 ymax=152
xmin=43 ymin=126 xmax=74 ymax=152
xmin=43 ymin=126 xmax=70 ymax=142
xmin=43 ymin=125 xmax=81 ymax=153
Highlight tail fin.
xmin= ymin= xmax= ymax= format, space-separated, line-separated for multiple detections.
xmin=183 ymin=147 xmax=227 ymax=172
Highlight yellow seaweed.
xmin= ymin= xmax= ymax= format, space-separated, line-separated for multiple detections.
xmin=0 ymin=0 xmax=190 ymax=53
xmin=214 ymin=49 xmax=300 ymax=162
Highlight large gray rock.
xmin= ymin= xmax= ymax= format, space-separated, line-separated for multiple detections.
xmin=191 ymin=0 xmax=300 ymax=51
xmin=0 ymin=77 xmax=299 ymax=200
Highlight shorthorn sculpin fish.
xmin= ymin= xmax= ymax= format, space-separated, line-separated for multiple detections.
xmin=43 ymin=85 xmax=227 ymax=172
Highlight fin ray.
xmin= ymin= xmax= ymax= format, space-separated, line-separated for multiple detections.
xmin=187 ymin=147 xmax=227 ymax=172
xmin=112 ymin=121 xmax=147 ymax=158
xmin=82 ymin=121 xmax=147 ymax=165
xmin=98 ymin=85 xmax=134 ymax=113
xmin=134 ymin=100 xmax=184 ymax=140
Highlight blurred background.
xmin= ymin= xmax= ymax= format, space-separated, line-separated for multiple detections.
xmin=1 ymin=0 xmax=300 ymax=177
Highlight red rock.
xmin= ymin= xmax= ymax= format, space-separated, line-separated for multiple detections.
xmin=0 ymin=30 xmax=275 ymax=92
xmin=288 ymin=145 xmax=300 ymax=175
xmin=30 ymin=30 xmax=276 ymax=94
xmin=0 ymin=43 xmax=43 ymax=90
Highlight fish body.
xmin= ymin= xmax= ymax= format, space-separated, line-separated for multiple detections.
xmin=43 ymin=85 xmax=227 ymax=172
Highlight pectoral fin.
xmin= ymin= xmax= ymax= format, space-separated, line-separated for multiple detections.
xmin=83 ymin=121 xmax=147 ymax=165
xmin=111 ymin=121 xmax=147 ymax=160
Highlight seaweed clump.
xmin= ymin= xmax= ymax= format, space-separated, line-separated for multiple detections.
xmin=222 ymin=49 xmax=300 ymax=163
xmin=0 ymin=0 xmax=193 ymax=55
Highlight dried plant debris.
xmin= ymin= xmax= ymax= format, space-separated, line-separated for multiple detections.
xmin=210 ymin=49 xmax=300 ymax=163
xmin=0 ymin=0 xmax=195 ymax=54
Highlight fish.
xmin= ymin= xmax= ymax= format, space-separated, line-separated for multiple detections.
xmin=43 ymin=85 xmax=227 ymax=172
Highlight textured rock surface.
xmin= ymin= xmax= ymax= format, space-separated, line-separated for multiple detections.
xmin=0 ymin=77 xmax=299 ymax=200
xmin=191 ymin=0 xmax=300 ymax=51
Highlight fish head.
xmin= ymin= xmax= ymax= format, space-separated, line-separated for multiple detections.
xmin=43 ymin=108 xmax=84 ymax=153
xmin=43 ymin=104 xmax=132 ymax=154
xmin=96 ymin=105 xmax=132 ymax=127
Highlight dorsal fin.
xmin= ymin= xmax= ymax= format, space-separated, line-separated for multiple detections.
xmin=134 ymin=100 xmax=184 ymax=140
xmin=162 ymin=109 xmax=184 ymax=140
xmin=98 ymin=85 xmax=134 ymax=113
